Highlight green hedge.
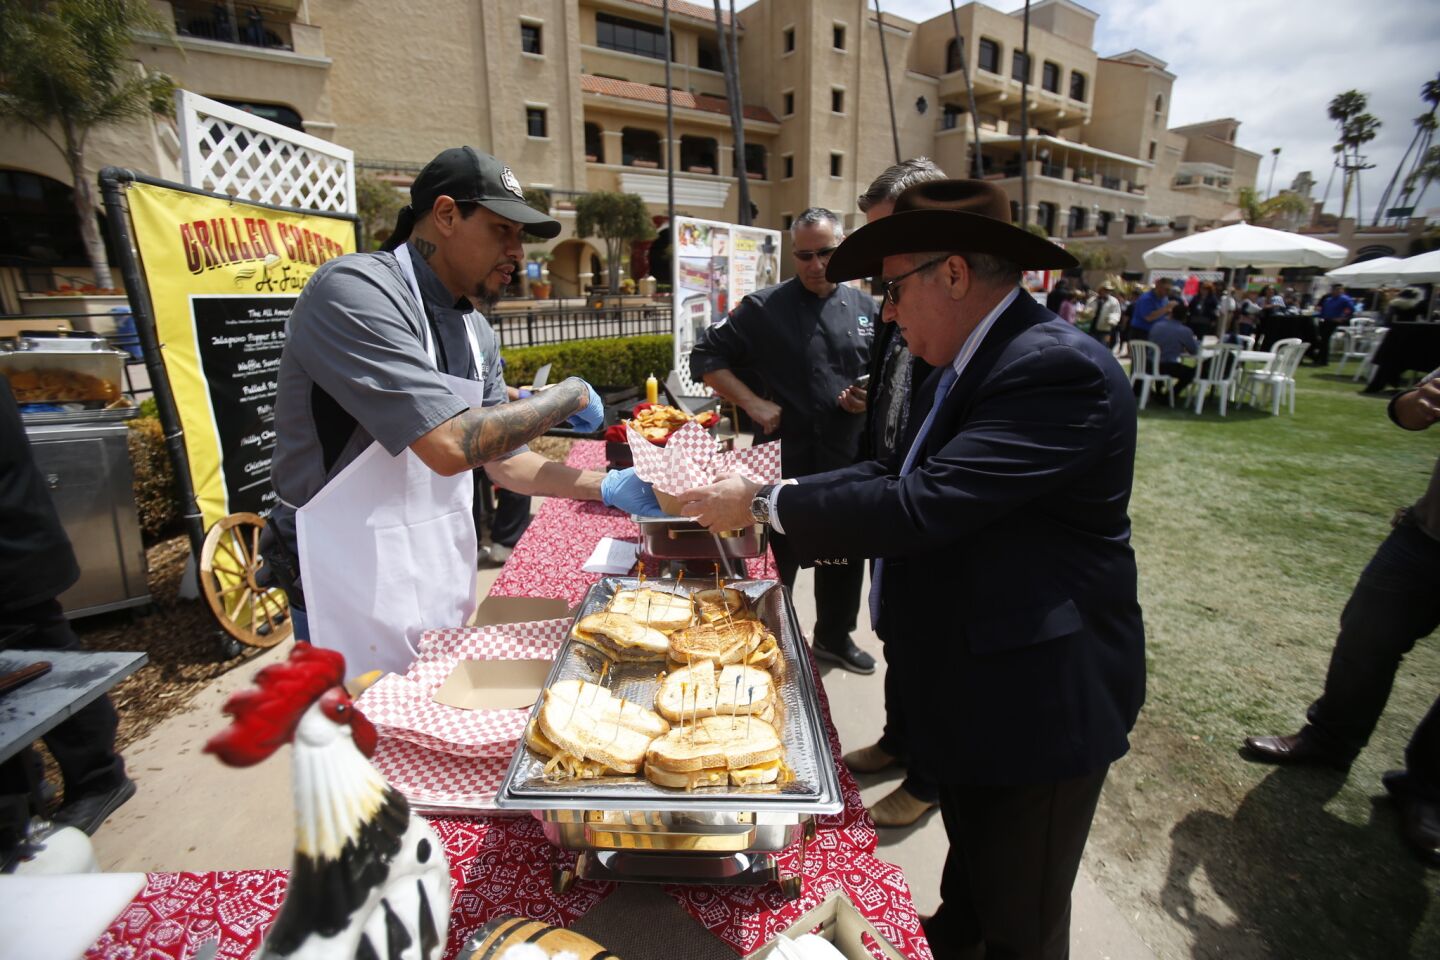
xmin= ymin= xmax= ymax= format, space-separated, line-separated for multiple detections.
xmin=500 ymin=334 xmax=672 ymax=389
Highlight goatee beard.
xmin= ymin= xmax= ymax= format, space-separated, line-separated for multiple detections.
xmin=472 ymin=289 xmax=501 ymax=314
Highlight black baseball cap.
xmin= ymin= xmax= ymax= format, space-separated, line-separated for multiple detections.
xmin=381 ymin=146 xmax=560 ymax=250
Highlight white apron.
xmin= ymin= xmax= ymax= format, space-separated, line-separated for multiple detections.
xmin=296 ymin=244 xmax=486 ymax=677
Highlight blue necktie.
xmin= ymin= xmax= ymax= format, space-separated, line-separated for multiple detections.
xmin=869 ymin=364 xmax=959 ymax=629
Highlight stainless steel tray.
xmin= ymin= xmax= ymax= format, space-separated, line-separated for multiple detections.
xmin=631 ymin=515 xmax=768 ymax=560
xmin=495 ymin=577 xmax=843 ymax=815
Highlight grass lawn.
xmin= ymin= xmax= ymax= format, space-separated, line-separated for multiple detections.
xmin=1086 ymin=364 xmax=1440 ymax=959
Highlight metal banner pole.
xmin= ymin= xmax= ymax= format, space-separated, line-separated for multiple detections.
xmin=99 ymin=166 xmax=207 ymax=563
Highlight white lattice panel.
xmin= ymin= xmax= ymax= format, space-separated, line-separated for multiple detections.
xmin=177 ymin=90 xmax=354 ymax=213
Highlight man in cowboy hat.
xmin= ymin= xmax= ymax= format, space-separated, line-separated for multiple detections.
xmin=679 ymin=179 xmax=1146 ymax=960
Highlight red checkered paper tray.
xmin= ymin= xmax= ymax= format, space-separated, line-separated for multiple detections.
xmin=626 ymin=420 xmax=781 ymax=496
xmin=356 ymin=618 xmax=569 ymax=759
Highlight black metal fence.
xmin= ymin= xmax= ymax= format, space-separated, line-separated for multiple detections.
xmin=488 ymin=299 xmax=672 ymax=349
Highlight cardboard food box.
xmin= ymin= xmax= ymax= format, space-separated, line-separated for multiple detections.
xmin=426 ymin=594 xmax=573 ymax=712
xmin=749 ymin=892 xmax=909 ymax=960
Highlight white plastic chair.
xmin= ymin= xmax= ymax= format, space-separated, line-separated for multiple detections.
xmin=1235 ymin=334 xmax=1257 ymax=351
xmin=1193 ymin=343 xmax=1241 ymax=416
xmin=1354 ymin=327 xmax=1389 ymax=383
xmin=1243 ymin=340 xmax=1308 ymax=415
xmin=1128 ymin=340 xmax=1174 ymax=410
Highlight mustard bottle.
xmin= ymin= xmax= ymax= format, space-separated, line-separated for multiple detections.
xmin=645 ymin=372 xmax=658 ymax=405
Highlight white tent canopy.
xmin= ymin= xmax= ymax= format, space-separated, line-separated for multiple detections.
xmin=1323 ymin=256 xmax=1406 ymax=288
xmin=1390 ymin=249 xmax=1440 ymax=284
xmin=1142 ymin=222 xmax=1349 ymax=270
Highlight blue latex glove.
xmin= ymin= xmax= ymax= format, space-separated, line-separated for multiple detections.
xmin=566 ymin=380 xmax=605 ymax=432
xmin=601 ymin=468 xmax=663 ymax=516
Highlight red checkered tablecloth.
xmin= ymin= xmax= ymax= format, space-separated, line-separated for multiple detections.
xmin=86 ymin=442 xmax=929 ymax=960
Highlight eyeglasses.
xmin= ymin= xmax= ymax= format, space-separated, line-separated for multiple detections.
xmin=879 ymin=255 xmax=950 ymax=305
xmin=793 ymin=246 xmax=837 ymax=262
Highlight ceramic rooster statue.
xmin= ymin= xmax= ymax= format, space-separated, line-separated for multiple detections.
xmin=206 ymin=643 xmax=450 ymax=960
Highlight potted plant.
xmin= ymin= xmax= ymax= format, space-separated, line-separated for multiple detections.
xmin=1074 ymin=167 xmax=1094 ymax=185
xmin=527 ymin=250 xmax=554 ymax=299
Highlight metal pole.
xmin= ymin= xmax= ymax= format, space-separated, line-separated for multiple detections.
xmin=1019 ymin=0 xmax=1031 ymax=227
xmin=663 ymin=1 xmax=676 ymax=233
xmin=1267 ymin=147 xmax=1280 ymax=199
xmin=98 ymin=167 xmax=207 ymax=562
xmin=874 ymin=0 xmax=901 ymax=164
xmin=948 ymin=0 xmax=984 ymax=178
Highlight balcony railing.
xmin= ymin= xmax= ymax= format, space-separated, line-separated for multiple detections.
xmin=172 ymin=1 xmax=295 ymax=51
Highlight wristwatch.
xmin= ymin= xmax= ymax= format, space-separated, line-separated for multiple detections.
xmin=750 ymin=484 xmax=777 ymax=525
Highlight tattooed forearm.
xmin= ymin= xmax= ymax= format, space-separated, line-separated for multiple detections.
xmin=451 ymin=378 xmax=586 ymax=467
xmin=412 ymin=237 xmax=436 ymax=261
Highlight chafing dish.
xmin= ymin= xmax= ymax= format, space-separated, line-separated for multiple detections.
xmin=495 ymin=576 xmax=840 ymax=899
xmin=0 ymin=335 xmax=131 ymax=417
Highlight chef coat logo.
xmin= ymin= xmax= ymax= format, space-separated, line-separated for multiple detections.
xmin=858 ymin=316 xmax=871 ymax=327
xmin=500 ymin=167 xmax=524 ymax=200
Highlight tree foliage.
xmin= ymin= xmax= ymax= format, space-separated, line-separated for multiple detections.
xmin=354 ymin=171 xmax=406 ymax=251
xmin=1068 ymin=243 xmax=1126 ymax=272
xmin=0 ymin=0 xmax=176 ymax=286
xmin=574 ymin=191 xmax=655 ymax=290
xmin=1237 ymin=186 xmax=1311 ymax=226
xmin=1327 ymin=89 xmax=1381 ymax=220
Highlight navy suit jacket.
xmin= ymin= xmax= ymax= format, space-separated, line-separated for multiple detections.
xmin=778 ymin=292 xmax=1145 ymax=786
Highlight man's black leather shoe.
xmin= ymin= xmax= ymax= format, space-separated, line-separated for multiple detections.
xmin=52 ymin=777 xmax=136 ymax=836
xmin=813 ymin=637 xmax=876 ymax=674
xmin=1383 ymin=770 xmax=1440 ymax=867
xmin=1241 ymin=732 xmax=1351 ymax=770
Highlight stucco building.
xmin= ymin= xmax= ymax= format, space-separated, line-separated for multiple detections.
xmin=6 ymin=0 xmax=1401 ymax=304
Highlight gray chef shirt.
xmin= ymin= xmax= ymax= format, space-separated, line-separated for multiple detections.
xmin=261 ymin=242 xmax=510 ymax=595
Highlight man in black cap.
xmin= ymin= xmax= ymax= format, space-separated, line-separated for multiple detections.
xmin=680 ymin=180 xmax=1146 ymax=960
xmin=261 ymin=146 xmax=657 ymax=675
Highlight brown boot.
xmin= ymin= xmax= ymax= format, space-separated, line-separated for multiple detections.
xmin=842 ymin=743 xmax=900 ymax=774
xmin=868 ymin=785 xmax=938 ymax=828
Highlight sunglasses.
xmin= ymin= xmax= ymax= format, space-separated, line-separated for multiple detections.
xmin=793 ymin=246 xmax=837 ymax=262
xmin=879 ymin=255 xmax=951 ymax=305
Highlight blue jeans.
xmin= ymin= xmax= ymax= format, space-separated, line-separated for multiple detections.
xmin=1304 ymin=523 xmax=1440 ymax=797
xmin=291 ymin=604 xmax=309 ymax=642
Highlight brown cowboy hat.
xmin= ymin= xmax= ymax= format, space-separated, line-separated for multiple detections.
xmin=826 ymin=179 xmax=1077 ymax=282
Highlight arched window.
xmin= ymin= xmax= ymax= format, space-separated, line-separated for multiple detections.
xmin=584 ymin=123 xmax=604 ymax=163
xmin=1069 ymin=72 xmax=1087 ymax=102
xmin=622 ymin=128 xmax=663 ymax=168
xmin=977 ymin=38 xmax=1000 ymax=74
xmin=0 ymin=168 xmax=113 ymax=268
xmin=1154 ymin=94 xmax=1163 ymax=115
xmin=945 ymin=37 xmax=964 ymax=74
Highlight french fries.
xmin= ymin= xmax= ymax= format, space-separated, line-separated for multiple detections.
xmin=628 ymin=404 xmax=693 ymax=442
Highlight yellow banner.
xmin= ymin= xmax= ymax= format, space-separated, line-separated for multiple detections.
xmin=127 ymin=183 xmax=355 ymax=532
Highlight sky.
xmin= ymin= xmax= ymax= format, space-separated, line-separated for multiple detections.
xmin=735 ymin=0 xmax=1440 ymax=217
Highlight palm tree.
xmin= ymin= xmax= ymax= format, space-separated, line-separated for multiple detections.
xmin=1372 ymin=72 xmax=1439 ymax=224
xmin=1237 ymin=186 xmax=1311 ymax=228
xmin=1328 ymin=90 xmax=1378 ymax=220
xmin=711 ymin=1 xmax=752 ymax=225
xmin=1406 ymin=144 xmax=1440 ymax=211
xmin=0 ymin=0 xmax=174 ymax=288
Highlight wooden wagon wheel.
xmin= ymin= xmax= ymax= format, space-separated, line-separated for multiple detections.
xmin=200 ymin=512 xmax=292 ymax=648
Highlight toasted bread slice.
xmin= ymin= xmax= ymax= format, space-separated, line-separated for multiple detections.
xmin=530 ymin=679 xmax=669 ymax=778
xmin=655 ymin=663 xmax=778 ymax=724
xmin=572 ymin=612 xmax=670 ymax=661
xmin=668 ymin=619 xmax=771 ymax=667
xmin=655 ymin=663 xmax=772 ymax=722
xmin=692 ymin=588 xmax=751 ymax=623
xmin=607 ymin=588 xmax=695 ymax=632
xmin=643 ymin=715 xmax=784 ymax=788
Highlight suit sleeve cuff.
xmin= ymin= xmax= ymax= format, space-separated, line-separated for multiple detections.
xmin=768 ymin=478 xmax=798 ymax=534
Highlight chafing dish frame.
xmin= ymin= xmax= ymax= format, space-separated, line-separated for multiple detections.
xmin=630 ymin=514 xmax=769 ymax=561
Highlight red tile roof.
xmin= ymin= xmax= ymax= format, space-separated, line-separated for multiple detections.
xmin=580 ymin=74 xmax=778 ymax=124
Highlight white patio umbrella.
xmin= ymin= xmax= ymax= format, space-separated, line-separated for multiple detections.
xmin=1323 ymin=256 xmax=1405 ymax=288
xmin=1389 ymin=248 xmax=1440 ymax=284
xmin=1142 ymin=222 xmax=1349 ymax=269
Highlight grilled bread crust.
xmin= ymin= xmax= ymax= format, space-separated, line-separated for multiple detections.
xmin=607 ymin=588 xmax=696 ymax=632
xmin=572 ymin=612 xmax=671 ymax=661
xmin=644 ymin=715 xmax=783 ymax=775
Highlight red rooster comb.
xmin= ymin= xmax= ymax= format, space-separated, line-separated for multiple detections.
xmin=205 ymin=642 xmax=347 ymax=767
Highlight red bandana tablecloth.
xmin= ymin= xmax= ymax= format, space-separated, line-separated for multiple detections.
xmin=86 ymin=442 xmax=929 ymax=960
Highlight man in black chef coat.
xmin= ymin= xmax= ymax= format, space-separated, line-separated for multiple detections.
xmin=689 ymin=207 xmax=875 ymax=672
